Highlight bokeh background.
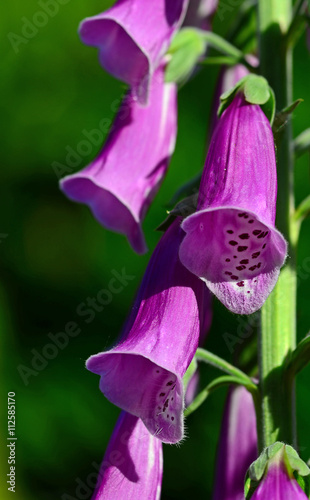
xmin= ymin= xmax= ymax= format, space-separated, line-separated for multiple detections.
xmin=1 ymin=1 xmax=310 ymax=498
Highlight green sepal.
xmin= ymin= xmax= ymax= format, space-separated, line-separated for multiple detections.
xmin=294 ymin=128 xmax=310 ymax=158
xmin=165 ymin=28 xmax=206 ymax=85
xmin=245 ymin=443 xmax=310 ymax=499
xmin=167 ymin=173 xmax=201 ymax=208
xmin=217 ymin=75 xmax=274 ymax=125
xmin=156 ymin=193 xmax=198 ymax=232
xmin=286 ymin=333 xmax=310 ymax=378
xmin=273 ymin=99 xmax=303 ymax=134
xmin=243 ymin=74 xmax=270 ymax=105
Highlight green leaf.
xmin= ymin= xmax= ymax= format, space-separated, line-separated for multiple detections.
xmin=294 ymin=196 xmax=310 ymax=222
xmin=294 ymin=128 xmax=310 ymax=158
xmin=243 ymin=74 xmax=270 ymax=105
xmin=165 ymin=28 xmax=206 ymax=84
xmin=286 ymin=333 xmax=310 ymax=377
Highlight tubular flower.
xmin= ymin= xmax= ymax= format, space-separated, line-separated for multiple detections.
xmin=86 ymin=219 xmax=205 ymax=444
xmin=213 ymin=386 xmax=257 ymax=500
xmin=250 ymin=446 xmax=309 ymax=500
xmin=183 ymin=0 xmax=218 ymax=29
xmin=179 ymin=92 xmax=287 ymax=314
xmin=60 ymin=64 xmax=177 ymax=254
xmin=185 ymin=288 xmax=212 ymax=406
xmin=79 ymin=0 xmax=188 ymax=104
xmin=92 ymin=412 xmax=162 ymax=500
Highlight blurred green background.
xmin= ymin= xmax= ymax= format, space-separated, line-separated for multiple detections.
xmin=1 ymin=1 xmax=310 ymax=499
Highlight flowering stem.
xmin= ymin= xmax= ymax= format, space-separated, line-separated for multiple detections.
xmin=257 ymin=0 xmax=297 ymax=451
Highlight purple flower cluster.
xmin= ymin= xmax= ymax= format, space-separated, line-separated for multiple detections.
xmin=59 ymin=1 xmax=292 ymax=498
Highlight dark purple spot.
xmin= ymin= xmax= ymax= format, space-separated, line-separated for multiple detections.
xmin=263 ymin=244 xmax=266 ymax=249
xmin=156 ymin=370 xmax=160 ymax=373
xmin=171 ymin=398 xmax=174 ymax=401
xmin=258 ymin=231 xmax=268 ymax=239
xmin=253 ymin=229 xmax=261 ymax=236
xmin=240 ymin=259 xmax=249 ymax=264
xmin=247 ymin=291 xmax=250 ymax=294
xmin=239 ymin=233 xmax=249 ymax=240
xmin=231 ymin=275 xmax=239 ymax=280
xmin=234 ymin=256 xmax=237 ymax=259
xmin=252 ymin=251 xmax=260 ymax=259
xmin=238 ymin=212 xmax=247 ymax=218
xmin=229 ymin=240 xmax=238 ymax=246
xmin=225 ymin=271 xmax=232 ymax=275
xmin=159 ymin=393 xmax=165 ymax=397
xmin=227 ymin=230 xmax=234 ymax=234
xmin=257 ymin=262 xmax=262 ymax=268
xmin=158 ymin=406 xmax=161 ymax=410
xmin=236 ymin=265 xmax=246 ymax=271
xmin=171 ymin=417 xmax=174 ymax=421
xmin=254 ymin=280 xmax=257 ymax=283
xmin=226 ymin=258 xmax=231 ymax=262
xmin=238 ymin=246 xmax=248 ymax=252
xmin=248 ymin=219 xmax=254 ymax=223
xmin=166 ymin=381 xmax=173 ymax=386
xmin=237 ymin=281 xmax=244 ymax=287
xmin=244 ymin=215 xmax=249 ymax=219
xmin=249 ymin=265 xmax=257 ymax=271
xmin=164 ymin=400 xmax=169 ymax=408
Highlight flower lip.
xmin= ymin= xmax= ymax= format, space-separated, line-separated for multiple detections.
xmin=86 ymin=352 xmax=184 ymax=444
xmin=60 ymin=176 xmax=146 ymax=254
xmin=180 ymin=206 xmax=287 ymax=315
xmin=79 ymin=17 xmax=150 ymax=105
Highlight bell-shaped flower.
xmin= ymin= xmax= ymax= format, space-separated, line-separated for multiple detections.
xmin=213 ymin=385 xmax=257 ymax=500
xmin=179 ymin=92 xmax=287 ymax=314
xmin=79 ymin=0 xmax=188 ymax=104
xmin=183 ymin=0 xmax=218 ymax=29
xmin=86 ymin=219 xmax=205 ymax=444
xmin=60 ymin=64 xmax=177 ymax=254
xmin=185 ymin=288 xmax=212 ymax=406
xmin=248 ymin=444 xmax=309 ymax=500
xmin=92 ymin=412 xmax=163 ymax=500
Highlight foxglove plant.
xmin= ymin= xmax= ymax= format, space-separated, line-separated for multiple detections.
xmin=61 ymin=0 xmax=310 ymax=498
xmin=60 ymin=64 xmax=177 ymax=254
xmin=92 ymin=412 xmax=163 ymax=500
xmin=86 ymin=219 xmax=205 ymax=444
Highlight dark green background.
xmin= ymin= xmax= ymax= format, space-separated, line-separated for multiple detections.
xmin=1 ymin=1 xmax=310 ymax=499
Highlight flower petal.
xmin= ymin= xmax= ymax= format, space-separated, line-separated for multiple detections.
xmin=79 ymin=0 xmax=188 ymax=104
xmin=60 ymin=65 xmax=177 ymax=254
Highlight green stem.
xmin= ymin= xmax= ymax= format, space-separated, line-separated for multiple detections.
xmin=258 ymin=0 xmax=297 ymax=452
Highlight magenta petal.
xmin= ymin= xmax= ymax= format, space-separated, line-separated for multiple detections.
xmin=251 ymin=462 xmax=308 ymax=500
xmin=179 ymin=94 xmax=287 ymax=314
xmin=87 ymin=220 xmax=204 ymax=443
xmin=93 ymin=412 xmax=163 ymax=500
xmin=213 ymin=386 xmax=257 ymax=500
xmin=60 ymin=65 xmax=177 ymax=254
xmin=79 ymin=0 xmax=188 ymax=104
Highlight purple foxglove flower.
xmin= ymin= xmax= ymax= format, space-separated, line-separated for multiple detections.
xmin=92 ymin=412 xmax=162 ymax=500
xmin=179 ymin=93 xmax=287 ymax=314
xmin=250 ymin=458 xmax=308 ymax=500
xmin=79 ymin=0 xmax=188 ymax=104
xmin=213 ymin=386 xmax=257 ymax=500
xmin=183 ymin=0 xmax=218 ymax=29
xmin=209 ymin=63 xmax=250 ymax=137
xmin=60 ymin=64 xmax=177 ymax=254
xmin=86 ymin=219 xmax=205 ymax=444
xmin=185 ymin=288 xmax=212 ymax=406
